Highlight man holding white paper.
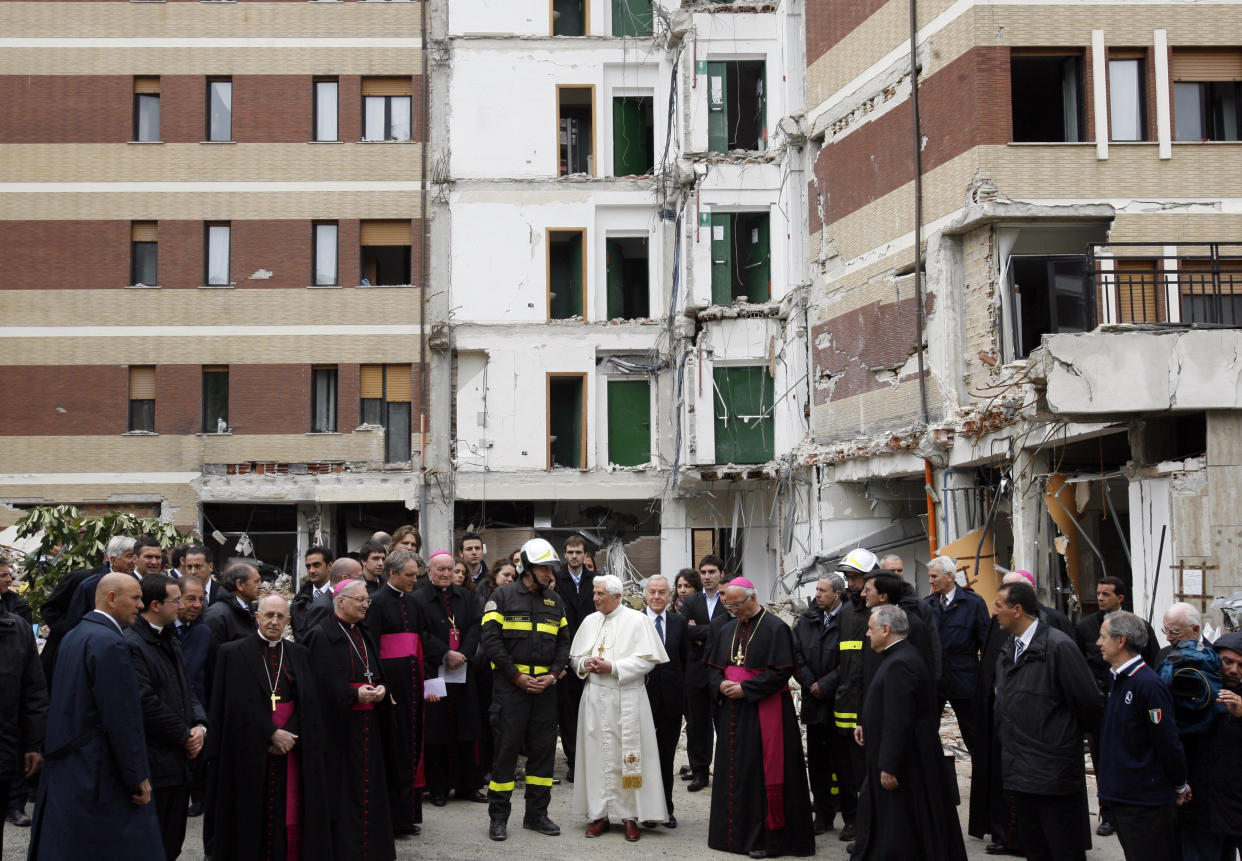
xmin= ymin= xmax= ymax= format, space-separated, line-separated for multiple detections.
xmin=413 ymin=551 xmax=484 ymax=807
xmin=570 ymin=574 xmax=669 ymax=843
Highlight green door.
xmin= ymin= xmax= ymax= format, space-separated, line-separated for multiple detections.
xmin=549 ymin=231 xmax=584 ymax=319
xmin=710 ymin=212 xmax=732 ymax=305
xmin=713 ymin=366 xmax=773 ymax=464
xmin=606 ymin=237 xmax=624 ymax=319
xmin=707 ymin=61 xmax=728 ymax=152
xmin=738 ymin=212 xmax=770 ymax=302
xmin=608 ymin=379 xmax=650 ymax=466
xmin=612 ymin=0 xmax=653 ymax=36
xmin=613 ymin=97 xmax=647 ymax=176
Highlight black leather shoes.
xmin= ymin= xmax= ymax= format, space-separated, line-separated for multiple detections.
xmin=664 ymin=814 xmax=678 ymax=829
xmin=687 ymin=775 xmax=709 ymax=792
xmin=523 ymin=814 xmax=561 ymax=836
xmin=489 ymin=819 xmax=507 ymax=842
xmin=812 ymin=816 xmax=832 ymax=835
xmin=1097 ymin=820 xmax=1115 ymax=837
xmin=838 ymin=823 xmax=856 ymax=840
xmin=985 ymin=844 xmax=1014 ymax=856
xmin=430 ymin=793 xmax=448 ymax=807
xmin=748 ymin=851 xmax=768 ymax=859
xmin=460 ymin=790 xmax=487 ymax=803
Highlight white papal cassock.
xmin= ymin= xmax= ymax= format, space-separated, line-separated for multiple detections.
xmin=570 ymin=602 xmax=669 ymax=823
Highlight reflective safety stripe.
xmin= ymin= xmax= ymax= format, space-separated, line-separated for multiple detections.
xmin=514 ymin=664 xmax=550 ymax=675
xmin=839 ymin=640 xmax=863 ymax=651
xmin=489 ymin=780 xmax=516 ymax=793
xmin=525 ymin=775 xmax=555 ymax=787
xmin=536 ymin=622 xmax=560 ymax=636
xmin=559 ymin=616 xmax=568 ymax=628
xmin=502 ymin=620 xmax=534 ymax=631
xmin=481 ymin=611 xmax=504 ymax=626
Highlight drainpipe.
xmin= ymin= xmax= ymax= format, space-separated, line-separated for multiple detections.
xmin=418 ymin=0 xmax=431 ymax=521
xmin=909 ymin=0 xmax=928 ymax=428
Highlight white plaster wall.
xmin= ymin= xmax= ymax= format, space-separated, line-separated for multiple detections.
xmin=449 ymin=194 xmax=664 ymax=323
xmin=450 ymin=0 xmax=679 ymax=38
xmin=450 ymin=44 xmax=668 ymax=179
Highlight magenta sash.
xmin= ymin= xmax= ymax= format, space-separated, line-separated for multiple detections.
xmin=273 ymin=702 xmax=302 ymax=861
xmin=380 ymin=632 xmax=422 ymax=659
xmin=348 ymin=682 xmax=376 ymax=711
xmin=725 ymin=665 xmax=786 ymax=830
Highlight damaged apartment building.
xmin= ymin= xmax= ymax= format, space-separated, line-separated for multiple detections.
xmin=437 ymin=0 xmax=812 ymax=594
xmin=799 ymin=0 xmax=1242 ymax=629
xmin=0 ymin=0 xmax=433 ymax=571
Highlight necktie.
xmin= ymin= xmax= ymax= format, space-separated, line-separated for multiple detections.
xmin=1014 ymin=638 xmax=1025 ymax=661
xmin=654 ymin=614 xmax=664 ymax=643
xmin=940 ymin=593 xmax=949 ymax=611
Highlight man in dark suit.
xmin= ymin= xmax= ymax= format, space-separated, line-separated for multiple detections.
xmin=679 ymin=554 xmax=731 ymax=792
xmin=202 ymin=561 xmax=261 ymax=645
xmin=27 ymin=574 xmax=159 ymax=860
xmin=555 ymin=535 xmax=595 ymax=780
xmin=641 ymin=574 xmax=687 ymax=828
xmin=290 ymin=546 xmax=334 ymax=641
xmin=182 ymin=545 xmax=222 ymax=607
xmin=125 ymin=574 xmax=206 ymax=860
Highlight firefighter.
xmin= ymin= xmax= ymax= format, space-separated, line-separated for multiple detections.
xmin=480 ymin=537 xmax=571 ymax=842
xmin=832 ymin=547 xmax=878 ymax=845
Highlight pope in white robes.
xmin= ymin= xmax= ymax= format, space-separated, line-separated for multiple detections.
xmin=570 ymin=574 xmax=669 ymax=841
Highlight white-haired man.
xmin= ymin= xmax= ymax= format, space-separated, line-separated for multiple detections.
xmin=570 ymin=574 xmax=668 ymax=842
xmin=923 ymin=555 xmax=989 ymax=758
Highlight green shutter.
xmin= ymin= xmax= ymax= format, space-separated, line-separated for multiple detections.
xmin=738 ymin=212 xmax=770 ymax=302
xmin=606 ymin=238 xmax=624 ymax=319
xmin=612 ymin=0 xmax=653 ymax=36
xmin=713 ymin=366 xmax=773 ymax=464
xmin=707 ymin=61 xmax=728 ymax=152
xmin=607 ymin=379 xmax=650 ymax=466
xmin=710 ymin=212 xmax=732 ymax=305
xmin=549 ymin=231 xmax=584 ymax=319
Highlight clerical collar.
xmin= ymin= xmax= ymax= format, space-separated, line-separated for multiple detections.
xmin=145 ymin=618 xmax=165 ymax=634
xmin=882 ymin=636 xmax=905 ymax=652
xmin=604 ymin=602 xmax=624 ymax=616
xmin=257 ymin=631 xmax=281 ymax=648
xmin=387 ymin=583 xmax=405 ymax=596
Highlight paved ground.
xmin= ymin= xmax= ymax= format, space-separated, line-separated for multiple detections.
xmin=2 ymin=713 xmax=1126 ymax=860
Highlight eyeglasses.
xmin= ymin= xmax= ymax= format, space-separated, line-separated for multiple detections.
xmin=1162 ymin=626 xmax=1186 ymax=637
xmin=344 ymin=595 xmax=372 ymax=605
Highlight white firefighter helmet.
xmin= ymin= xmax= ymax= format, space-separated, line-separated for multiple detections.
xmin=837 ymin=547 xmax=879 ymax=576
xmin=518 ymin=538 xmax=560 ymax=574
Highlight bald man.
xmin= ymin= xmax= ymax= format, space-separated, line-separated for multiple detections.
xmin=28 ymin=574 xmax=160 ymax=860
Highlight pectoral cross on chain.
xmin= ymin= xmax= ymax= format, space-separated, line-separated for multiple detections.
xmin=270 ymin=693 xmax=281 ymax=712
xmin=363 ymin=667 xmax=375 ymax=685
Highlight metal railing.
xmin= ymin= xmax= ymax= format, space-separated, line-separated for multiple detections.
xmin=1086 ymin=242 xmax=1242 ymax=326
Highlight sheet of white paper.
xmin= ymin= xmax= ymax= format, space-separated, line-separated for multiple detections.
xmin=439 ymin=661 xmax=467 ymax=684
xmin=713 ymin=225 xmax=724 ymax=241
xmin=1182 ymin=567 xmax=1203 ymax=595
xmin=424 ymin=677 xmax=447 ymax=699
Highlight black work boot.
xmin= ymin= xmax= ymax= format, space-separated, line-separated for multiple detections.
xmin=489 ymin=818 xmax=508 ymax=841
xmin=523 ymin=814 xmax=561 ymax=836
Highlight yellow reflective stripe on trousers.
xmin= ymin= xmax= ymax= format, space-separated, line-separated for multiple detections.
xmin=535 ymin=622 xmax=560 ymax=635
xmin=481 ymin=611 xmax=504 ymax=626
xmin=525 ymin=775 xmax=555 ymax=787
xmin=489 ymin=780 xmax=516 ymax=792
xmin=839 ymin=640 xmax=863 ymax=651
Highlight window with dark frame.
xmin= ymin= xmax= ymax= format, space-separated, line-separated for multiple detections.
xmin=552 ymin=0 xmax=587 ymax=36
xmin=605 ymin=235 xmax=649 ymax=319
xmin=205 ymin=222 xmax=230 ymax=286
xmin=1173 ymin=49 xmax=1242 ymax=141
xmin=314 ymin=78 xmax=339 ymax=142
xmin=201 ymin=366 xmax=229 ymax=434
xmin=1108 ymin=54 xmax=1146 ymax=141
xmin=548 ymin=229 xmax=586 ymax=319
xmin=558 ymin=86 xmax=594 ymax=176
xmin=1010 ymin=53 xmax=1084 ymax=142
xmin=128 ymin=366 xmax=155 ymax=433
xmin=207 ymin=78 xmax=232 ymax=142
xmin=612 ymin=95 xmax=654 ymax=176
xmin=360 ymin=363 xmax=413 ymax=462
xmin=1009 ymin=254 xmax=1092 ymax=357
xmin=360 ymin=220 xmax=411 ymax=286
xmin=131 ymin=221 xmax=158 ymax=286
xmin=362 ymin=78 xmax=412 ymax=141
xmin=706 ymin=60 xmax=766 ymax=152
xmin=133 ymin=76 xmax=160 ymax=142
xmin=548 ymin=373 xmax=586 ymax=469
xmin=311 ymin=365 xmax=338 ymax=433
xmin=313 ymin=222 xmax=339 ymax=286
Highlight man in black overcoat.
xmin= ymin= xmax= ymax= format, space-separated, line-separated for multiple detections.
xmin=641 ymin=574 xmax=688 ymax=827
xmin=854 ymin=604 xmax=966 ymax=861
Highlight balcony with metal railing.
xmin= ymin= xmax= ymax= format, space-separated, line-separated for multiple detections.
xmin=1087 ymin=242 xmax=1242 ymax=327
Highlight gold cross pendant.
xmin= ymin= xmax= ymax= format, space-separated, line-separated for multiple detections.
xmin=597 ymin=643 xmax=607 ymax=658
xmin=271 ymin=693 xmax=281 ymax=712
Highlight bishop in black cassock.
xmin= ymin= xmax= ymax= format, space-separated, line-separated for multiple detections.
xmin=705 ymin=579 xmax=814 ymax=858
xmin=204 ymin=595 xmax=331 ymax=861
xmin=304 ymin=579 xmax=395 ymax=861
xmin=413 ymin=553 xmax=484 ymax=804
xmin=854 ymin=605 xmax=966 ymax=861
xmin=365 ymin=550 xmax=428 ymax=836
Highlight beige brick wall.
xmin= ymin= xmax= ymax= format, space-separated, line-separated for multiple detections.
xmin=0 ymin=48 xmax=424 ymax=77
xmin=960 ymin=224 xmax=1000 ymax=393
xmin=813 ymin=373 xmax=943 ymax=443
xmin=0 ymin=481 xmax=201 ymax=525
xmin=2 ymin=2 xmax=423 ymax=39
xmin=0 ymin=143 xmax=423 ymax=184
xmin=0 ymin=191 xmax=423 ymax=221
xmin=2 ymin=288 xmax=421 ymax=328
xmin=0 ymin=335 xmax=424 ymax=366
